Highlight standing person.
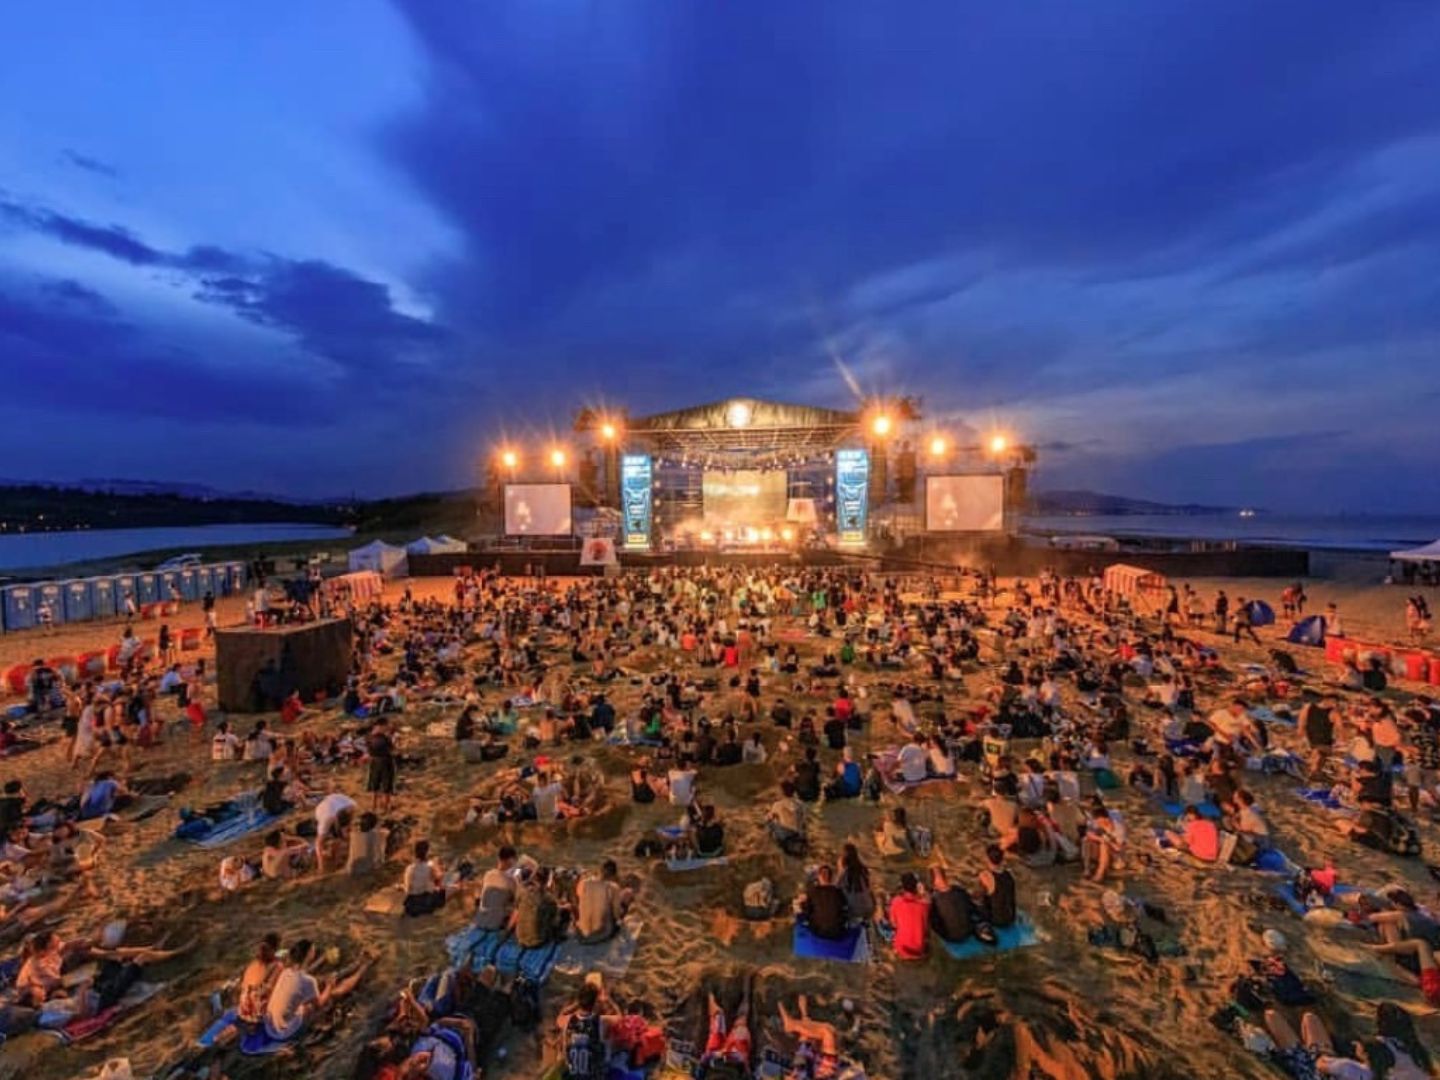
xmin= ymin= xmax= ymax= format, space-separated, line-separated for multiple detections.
xmin=1232 ymin=598 xmax=1261 ymax=644
xmin=203 ymin=590 xmax=218 ymax=640
xmin=313 ymin=792 xmax=356 ymax=873
xmin=1300 ymin=693 xmax=1337 ymax=779
xmin=1213 ymin=590 xmax=1229 ymax=635
xmin=365 ymin=719 xmax=397 ymax=814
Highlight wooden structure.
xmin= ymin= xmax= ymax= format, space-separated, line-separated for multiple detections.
xmin=215 ymin=618 xmax=352 ymax=713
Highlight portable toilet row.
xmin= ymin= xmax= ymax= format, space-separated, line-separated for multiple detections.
xmin=1 ymin=561 xmax=246 ymax=632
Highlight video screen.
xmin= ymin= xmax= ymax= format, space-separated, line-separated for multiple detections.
xmin=702 ymin=470 xmax=787 ymax=524
xmin=504 ymin=483 xmax=573 ymax=535
xmin=925 ymin=474 xmax=1005 ymax=532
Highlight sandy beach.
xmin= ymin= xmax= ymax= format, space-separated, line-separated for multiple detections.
xmin=0 ymin=566 xmax=1437 ymax=1080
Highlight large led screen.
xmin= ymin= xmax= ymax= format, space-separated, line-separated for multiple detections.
xmin=702 ymin=470 xmax=787 ymax=524
xmin=504 ymin=484 xmax=573 ymax=535
xmin=925 ymin=474 xmax=1005 ymax=532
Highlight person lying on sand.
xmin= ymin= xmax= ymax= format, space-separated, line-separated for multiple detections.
xmin=699 ymin=984 xmax=753 ymax=1076
xmin=777 ymin=994 xmax=843 ymax=1079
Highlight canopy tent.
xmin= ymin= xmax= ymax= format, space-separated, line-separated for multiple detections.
xmin=1392 ymin=539 xmax=1440 ymax=563
xmin=1102 ymin=563 xmax=1168 ymax=597
xmin=324 ymin=570 xmax=384 ymax=601
xmin=405 ymin=535 xmax=466 ymax=556
xmin=432 ymin=535 xmax=468 ymax=552
xmin=347 ymin=541 xmax=408 ymax=578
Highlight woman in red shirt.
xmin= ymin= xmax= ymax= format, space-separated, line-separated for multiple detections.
xmin=888 ymin=872 xmax=931 ymax=960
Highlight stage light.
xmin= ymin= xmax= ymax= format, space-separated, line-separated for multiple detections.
xmin=726 ymin=401 xmax=752 ymax=429
xmin=928 ymin=435 xmax=947 ymax=457
xmin=600 ymin=422 xmax=617 ymax=441
xmin=871 ymin=414 xmax=892 ymax=437
xmin=760 ymin=526 xmax=774 ymax=542
xmin=988 ymin=433 xmax=1009 ymax=456
xmin=500 ymin=449 xmax=518 ymax=470
xmin=550 ymin=448 xmax=567 ymax=468
xmin=780 ymin=526 xmax=795 ymax=542
xmin=700 ymin=529 xmax=714 ymax=543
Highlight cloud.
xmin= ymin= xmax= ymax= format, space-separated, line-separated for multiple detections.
xmin=1 ymin=198 xmax=162 ymax=265
xmin=60 ymin=149 xmax=119 ymax=178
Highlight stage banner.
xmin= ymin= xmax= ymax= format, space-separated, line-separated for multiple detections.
xmin=581 ymin=537 xmax=618 ymax=566
xmin=621 ymin=453 xmax=653 ymax=550
xmin=835 ymin=448 xmax=870 ymax=545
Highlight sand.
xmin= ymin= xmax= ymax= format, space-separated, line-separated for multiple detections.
xmin=0 ymin=567 xmax=1438 ymax=1080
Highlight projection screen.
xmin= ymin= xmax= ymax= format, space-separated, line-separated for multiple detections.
xmin=504 ymin=483 xmax=573 ymax=536
xmin=925 ymin=474 xmax=1005 ymax=532
xmin=702 ymin=470 xmax=787 ymax=524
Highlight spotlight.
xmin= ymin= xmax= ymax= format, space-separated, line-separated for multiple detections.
xmin=600 ymin=422 xmax=617 ymax=441
xmin=500 ymin=449 xmax=518 ymax=470
xmin=550 ymin=448 xmax=567 ymax=468
xmin=780 ymin=526 xmax=795 ymax=543
xmin=988 ymin=433 xmax=1009 ymax=456
xmin=871 ymin=414 xmax=892 ymax=437
xmin=928 ymin=435 xmax=947 ymax=457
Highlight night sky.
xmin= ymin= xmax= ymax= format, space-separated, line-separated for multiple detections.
xmin=2 ymin=2 xmax=1438 ymax=511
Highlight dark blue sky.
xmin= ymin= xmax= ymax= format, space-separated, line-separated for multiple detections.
xmin=2 ymin=2 xmax=1438 ymax=511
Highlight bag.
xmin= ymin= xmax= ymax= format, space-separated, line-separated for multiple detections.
xmin=742 ymin=877 xmax=776 ymax=920
xmin=510 ymin=975 xmax=542 ymax=1029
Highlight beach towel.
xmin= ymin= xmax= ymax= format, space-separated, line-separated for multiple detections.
xmin=663 ymin=855 xmax=729 ymax=872
xmin=553 ymin=916 xmax=644 ymax=978
xmin=240 ymin=1025 xmax=296 ymax=1057
xmin=1295 ymin=787 xmax=1347 ymax=812
xmin=445 ymin=926 xmax=505 ymax=970
xmin=491 ymin=936 xmax=560 ymax=983
xmin=1252 ymin=848 xmax=1299 ymax=875
xmin=884 ymin=772 xmax=957 ymax=796
xmin=793 ymin=922 xmax=869 ymax=964
xmin=606 ymin=733 xmax=664 ymax=748
xmin=44 ymin=982 xmax=164 ymax=1045
xmin=1272 ymin=880 xmax=1361 ymax=916
xmin=198 ymin=1007 xmax=239 ymax=1048
xmin=939 ymin=914 xmax=1043 ymax=961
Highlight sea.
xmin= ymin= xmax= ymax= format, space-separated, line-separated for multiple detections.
xmin=1021 ymin=513 xmax=1440 ymax=553
xmin=0 ymin=523 xmax=353 ymax=573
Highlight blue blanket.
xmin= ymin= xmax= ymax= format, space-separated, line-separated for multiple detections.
xmin=793 ymin=922 xmax=868 ymax=963
xmin=940 ymin=914 xmax=1041 ymax=960
xmin=241 ymin=1026 xmax=295 ymax=1056
xmin=491 ymin=936 xmax=560 ymax=982
xmin=186 ymin=808 xmax=280 ymax=850
xmin=198 ymin=1008 xmax=238 ymax=1048
xmin=1295 ymin=787 xmax=1346 ymax=811
xmin=445 ymin=926 xmax=505 ymax=970
xmin=1253 ymin=848 xmax=1297 ymax=875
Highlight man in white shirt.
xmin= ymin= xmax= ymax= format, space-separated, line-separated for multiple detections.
xmin=314 ymin=792 xmax=357 ymax=872
xmin=532 ymin=771 xmax=564 ymax=821
xmin=266 ymin=940 xmax=325 ymax=1040
xmin=474 ymin=846 xmax=519 ymax=930
xmin=896 ymin=740 xmax=928 ymax=784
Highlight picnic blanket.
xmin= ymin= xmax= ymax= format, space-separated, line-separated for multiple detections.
xmin=793 ymin=921 xmax=870 ymax=964
xmin=44 ymin=981 xmax=164 ymax=1045
xmin=1295 ymin=787 xmax=1347 ymax=812
xmin=553 ymin=916 xmax=644 ymax=978
xmin=184 ymin=808 xmax=281 ymax=850
xmin=1164 ymin=738 xmax=1204 ymax=758
xmin=1249 ymin=706 xmax=1296 ymax=726
xmin=198 ymin=1007 xmax=239 ymax=1048
xmin=940 ymin=913 xmax=1043 ymax=960
xmin=446 ymin=926 xmax=505 ymax=970
xmin=1272 ymin=880 xmax=1362 ymax=916
xmin=871 ymin=748 xmax=956 ymax=795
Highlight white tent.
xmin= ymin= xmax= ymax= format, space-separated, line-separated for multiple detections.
xmin=406 ymin=535 xmax=467 ymax=555
xmin=348 ymin=540 xmax=408 ymax=577
xmin=1391 ymin=539 xmax=1440 ymax=563
xmin=432 ymin=535 xmax=468 ymax=552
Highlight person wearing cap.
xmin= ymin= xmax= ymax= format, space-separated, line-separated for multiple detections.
xmin=888 ymin=872 xmax=930 ymax=960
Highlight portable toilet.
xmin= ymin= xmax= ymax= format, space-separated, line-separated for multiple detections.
xmin=228 ymin=561 xmax=247 ymax=591
xmin=114 ymin=574 xmax=138 ymax=616
xmin=178 ymin=567 xmax=199 ymax=601
xmin=1 ymin=585 xmax=35 ymax=632
xmin=158 ymin=570 xmax=181 ymax=603
xmin=136 ymin=573 xmax=159 ymax=605
xmin=63 ymin=579 xmax=93 ymax=623
xmin=194 ymin=565 xmax=215 ymax=600
xmin=89 ymin=577 xmax=117 ymax=619
xmin=36 ymin=582 xmax=65 ymax=626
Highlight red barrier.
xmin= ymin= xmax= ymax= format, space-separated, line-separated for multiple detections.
xmin=1430 ymin=657 xmax=1440 ymax=687
xmin=1404 ymin=653 xmax=1430 ymax=681
xmin=3 ymin=664 xmax=29 ymax=695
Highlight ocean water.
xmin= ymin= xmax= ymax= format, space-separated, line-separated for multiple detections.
xmin=1022 ymin=513 xmax=1440 ymax=553
xmin=0 ymin=523 xmax=353 ymax=572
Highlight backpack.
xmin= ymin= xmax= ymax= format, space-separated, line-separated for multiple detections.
xmin=509 ymin=975 xmax=542 ymax=1029
xmin=742 ymin=877 xmax=777 ymax=920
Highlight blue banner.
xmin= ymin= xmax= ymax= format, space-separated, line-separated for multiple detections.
xmin=835 ymin=448 xmax=870 ymax=545
xmin=621 ymin=454 xmax=653 ymax=550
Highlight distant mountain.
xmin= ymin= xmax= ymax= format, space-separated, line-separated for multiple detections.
xmin=1029 ymin=489 xmax=1236 ymax=516
xmin=0 ymin=483 xmax=347 ymax=531
xmin=0 ymin=477 xmax=329 ymax=505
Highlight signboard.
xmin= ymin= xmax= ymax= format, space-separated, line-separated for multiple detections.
xmin=835 ymin=448 xmax=870 ymax=546
xmin=621 ymin=453 xmax=653 ymax=550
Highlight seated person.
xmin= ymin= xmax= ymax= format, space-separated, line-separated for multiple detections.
xmin=875 ymin=807 xmax=915 ymax=857
xmin=824 ymin=748 xmax=863 ymax=800
xmin=1167 ymin=804 xmax=1220 ymax=862
xmin=801 ymin=864 xmax=849 ymax=940
xmin=887 ymin=872 xmax=931 ymax=960
xmin=790 ymin=748 xmax=822 ymax=803
xmin=403 ymin=839 xmax=447 ymax=917
xmin=261 ymin=829 xmax=313 ymax=881
xmin=575 ymin=859 xmax=631 ymax=944
xmin=766 ymin=782 xmax=807 ymax=846
xmin=690 ymin=803 xmax=726 ymax=859
xmin=346 ymin=812 xmax=387 ymax=876
xmin=514 ymin=868 xmax=570 ymax=948
xmin=264 ymin=939 xmax=372 ymax=1042
xmin=928 ymin=866 xmax=980 ymax=944
xmin=555 ymin=981 xmax=621 ymax=1080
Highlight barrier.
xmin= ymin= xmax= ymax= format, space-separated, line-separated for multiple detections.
xmin=78 ymin=651 xmax=107 ymax=678
xmin=4 ymin=664 xmax=30 ymax=695
xmin=1431 ymin=658 xmax=1440 ymax=687
xmin=1403 ymin=653 xmax=1430 ymax=682
xmin=47 ymin=656 xmax=78 ymax=684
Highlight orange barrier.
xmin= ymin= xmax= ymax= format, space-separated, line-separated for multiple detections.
xmin=1431 ymin=659 xmax=1440 ymax=687
xmin=106 ymin=644 xmax=122 ymax=671
xmin=179 ymin=628 xmax=202 ymax=651
xmin=1403 ymin=653 xmax=1431 ymax=682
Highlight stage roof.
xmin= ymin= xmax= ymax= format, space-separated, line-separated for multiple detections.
xmin=577 ymin=396 xmax=919 ymax=462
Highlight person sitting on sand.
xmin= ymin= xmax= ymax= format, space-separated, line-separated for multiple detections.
xmin=824 ymin=747 xmax=863 ymax=800
xmin=514 ymin=866 xmax=569 ymax=948
xmin=875 ymin=806 xmax=920 ymax=858
xmin=1167 ymin=804 xmax=1220 ymax=862
xmin=837 ymin=844 xmax=876 ymax=922
xmin=402 ymin=839 xmax=447 ymax=917
xmin=766 ymin=781 xmax=807 ymax=848
xmin=347 ymin=812 xmax=387 ymax=877
xmin=235 ymin=933 xmax=283 ymax=1039
xmin=264 ymin=938 xmax=373 ymax=1043
xmin=78 ymin=770 xmax=132 ymax=820
xmin=777 ymin=995 xmax=844 ymax=1080
xmin=928 ymin=866 xmax=983 ymax=946
xmin=699 ymin=985 xmax=753 ymax=1075
xmin=556 ymin=980 xmax=620 ymax=1080
xmin=667 ymin=758 xmax=698 ymax=808
xmin=473 ymin=846 xmax=519 ymax=932
xmin=575 ymin=859 xmax=631 ymax=944
xmin=888 ymin=871 xmax=930 ymax=960
xmin=801 ymin=864 xmax=849 ymax=941
xmin=1262 ymin=1009 xmax=1382 ymax=1080
xmin=1082 ymin=809 xmax=1122 ymax=882
xmin=690 ymin=802 xmax=726 ymax=859
xmin=976 ymin=845 xmax=1017 ymax=930
xmin=261 ymin=829 xmax=313 ymax=881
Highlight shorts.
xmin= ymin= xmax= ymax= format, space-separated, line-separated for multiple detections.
xmin=1423 ymin=967 xmax=1440 ymax=1005
xmin=704 ymin=1013 xmax=751 ymax=1063
xmin=367 ymin=757 xmax=396 ymax=794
